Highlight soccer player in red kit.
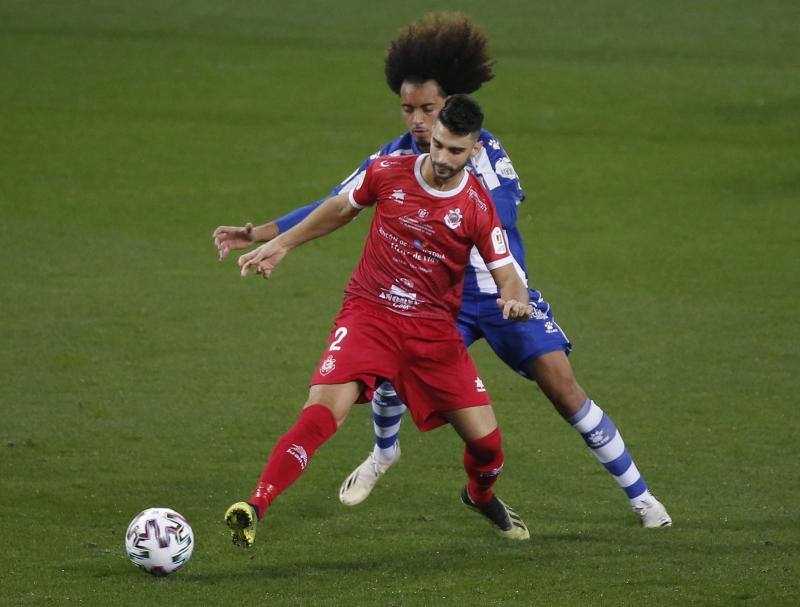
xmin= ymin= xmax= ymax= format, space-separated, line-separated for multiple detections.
xmin=224 ymin=95 xmax=532 ymax=546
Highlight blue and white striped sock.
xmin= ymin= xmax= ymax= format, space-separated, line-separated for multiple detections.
xmin=568 ymin=398 xmax=649 ymax=502
xmin=371 ymin=382 xmax=406 ymax=465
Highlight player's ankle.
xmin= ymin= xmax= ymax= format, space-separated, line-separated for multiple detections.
xmin=372 ymin=442 xmax=399 ymax=466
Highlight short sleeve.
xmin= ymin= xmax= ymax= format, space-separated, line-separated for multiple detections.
xmin=472 ymin=131 xmax=526 ymax=229
xmin=347 ymin=161 xmax=380 ymax=209
xmin=469 ymin=186 xmax=514 ymax=271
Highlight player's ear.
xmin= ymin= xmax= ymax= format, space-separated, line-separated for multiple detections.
xmin=470 ymin=138 xmax=483 ymax=159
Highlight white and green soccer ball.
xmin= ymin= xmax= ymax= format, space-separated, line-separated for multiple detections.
xmin=125 ymin=507 xmax=194 ymax=576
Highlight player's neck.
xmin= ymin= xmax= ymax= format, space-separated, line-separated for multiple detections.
xmin=420 ymin=155 xmax=464 ymax=191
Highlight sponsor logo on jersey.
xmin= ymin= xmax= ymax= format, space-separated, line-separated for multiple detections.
xmin=379 ymin=284 xmax=418 ymax=311
xmin=495 ymin=157 xmax=517 ymax=180
xmin=444 ymin=208 xmax=463 ymax=229
xmin=390 ymin=189 xmax=405 ymax=203
xmin=491 ymin=227 xmax=507 ymax=255
xmin=399 ymin=215 xmax=435 ymax=236
xmin=487 ymin=138 xmax=501 ymax=151
xmin=417 ymin=208 xmax=429 ymax=219
xmin=320 ymin=354 xmax=336 ymax=376
xmin=378 ymin=225 xmax=445 ymax=265
xmin=475 ymin=377 xmax=486 ymax=392
xmin=467 ymin=187 xmax=488 ymax=212
xmin=287 ymin=444 xmax=309 ymax=470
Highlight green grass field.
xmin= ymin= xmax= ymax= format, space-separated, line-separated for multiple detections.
xmin=1 ymin=1 xmax=798 ymax=605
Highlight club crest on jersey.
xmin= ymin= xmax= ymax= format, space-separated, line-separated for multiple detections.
xmin=320 ymin=355 xmax=336 ymax=376
xmin=390 ymin=189 xmax=405 ymax=203
xmin=444 ymin=208 xmax=462 ymax=229
xmin=468 ymin=188 xmax=488 ymax=212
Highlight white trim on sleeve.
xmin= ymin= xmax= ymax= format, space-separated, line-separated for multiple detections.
xmin=348 ymin=189 xmax=365 ymax=210
xmin=485 ymin=256 xmax=514 ymax=271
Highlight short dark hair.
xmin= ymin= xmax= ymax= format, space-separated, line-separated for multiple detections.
xmin=384 ymin=12 xmax=495 ymax=96
xmin=437 ymin=94 xmax=484 ymax=137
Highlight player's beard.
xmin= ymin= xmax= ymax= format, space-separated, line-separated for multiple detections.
xmin=431 ymin=159 xmax=464 ymax=185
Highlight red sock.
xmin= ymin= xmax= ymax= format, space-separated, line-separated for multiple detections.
xmin=464 ymin=427 xmax=504 ymax=507
xmin=249 ymin=404 xmax=337 ymax=518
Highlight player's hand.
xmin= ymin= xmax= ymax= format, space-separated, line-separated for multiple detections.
xmin=496 ymin=298 xmax=534 ymax=322
xmin=212 ymin=223 xmax=254 ymax=261
xmin=238 ymin=241 xmax=288 ymax=279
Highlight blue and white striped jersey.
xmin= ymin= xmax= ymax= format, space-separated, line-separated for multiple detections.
xmin=275 ymin=130 xmax=529 ymax=298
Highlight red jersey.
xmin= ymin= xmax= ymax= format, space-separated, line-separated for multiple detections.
xmin=345 ymin=154 xmax=513 ymax=321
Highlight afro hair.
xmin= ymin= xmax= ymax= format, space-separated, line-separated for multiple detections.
xmin=384 ymin=12 xmax=495 ymax=96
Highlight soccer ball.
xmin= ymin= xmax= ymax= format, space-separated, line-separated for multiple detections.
xmin=125 ymin=507 xmax=194 ymax=576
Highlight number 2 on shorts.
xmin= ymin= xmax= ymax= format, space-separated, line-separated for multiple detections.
xmin=329 ymin=327 xmax=348 ymax=351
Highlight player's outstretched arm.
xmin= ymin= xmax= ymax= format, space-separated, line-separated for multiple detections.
xmin=491 ymin=265 xmax=532 ymax=322
xmin=238 ymin=192 xmax=359 ymax=279
xmin=212 ymin=222 xmax=281 ymax=261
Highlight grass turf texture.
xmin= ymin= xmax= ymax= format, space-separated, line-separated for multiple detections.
xmin=1 ymin=1 xmax=798 ymax=605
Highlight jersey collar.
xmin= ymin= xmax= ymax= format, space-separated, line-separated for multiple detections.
xmin=414 ymin=154 xmax=469 ymax=199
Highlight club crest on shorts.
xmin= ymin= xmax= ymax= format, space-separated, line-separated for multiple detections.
xmin=320 ymin=354 xmax=336 ymax=376
xmin=444 ymin=208 xmax=462 ymax=229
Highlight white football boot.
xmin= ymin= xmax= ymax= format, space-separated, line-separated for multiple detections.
xmin=631 ymin=492 xmax=673 ymax=528
xmin=338 ymin=443 xmax=400 ymax=506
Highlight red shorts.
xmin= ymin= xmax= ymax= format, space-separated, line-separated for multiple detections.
xmin=310 ymin=297 xmax=491 ymax=432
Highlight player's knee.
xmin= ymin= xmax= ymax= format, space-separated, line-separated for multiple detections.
xmin=304 ymin=384 xmax=359 ymax=424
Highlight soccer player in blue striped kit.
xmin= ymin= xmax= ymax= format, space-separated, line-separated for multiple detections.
xmin=213 ymin=13 xmax=671 ymax=528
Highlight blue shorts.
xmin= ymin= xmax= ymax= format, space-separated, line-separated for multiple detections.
xmin=457 ymin=289 xmax=572 ymax=380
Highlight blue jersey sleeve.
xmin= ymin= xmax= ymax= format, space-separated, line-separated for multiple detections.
xmin=470 ymin=132 xmax=526 ymax=230
xmin=274 ymin=152 xmax=380 ymax=233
